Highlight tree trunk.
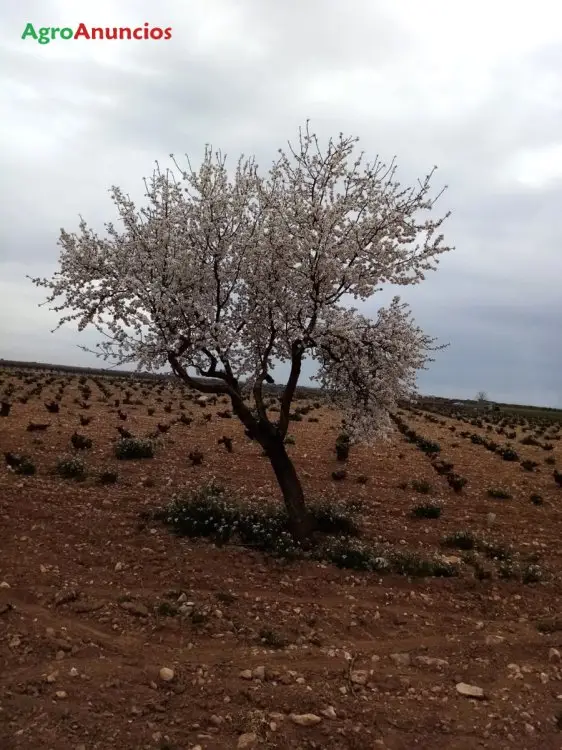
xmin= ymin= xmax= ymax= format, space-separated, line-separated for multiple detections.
xmin=224 ymin=393 xmax=314 ymax=544
xmin=264 ymin=437 xmax=315 ymax=544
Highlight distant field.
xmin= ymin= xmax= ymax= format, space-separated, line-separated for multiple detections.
xmin=496 ymin=405 xmax=562 ymax=422
xmin=417 ymin=396 xmax=562 ymax=423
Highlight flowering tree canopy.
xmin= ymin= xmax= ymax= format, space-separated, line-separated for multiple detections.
xmin=31 ymin=122 xmax=452 ymax=539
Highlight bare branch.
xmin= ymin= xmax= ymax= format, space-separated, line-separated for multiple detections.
xmin=168 ymin=352 xmax=230 ymax=395
xmin=279 ymin=341 xmax=304 ymax=437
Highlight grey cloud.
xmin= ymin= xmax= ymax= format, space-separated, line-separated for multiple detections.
xmin=0 ymin=0 xmax=561 ymax=407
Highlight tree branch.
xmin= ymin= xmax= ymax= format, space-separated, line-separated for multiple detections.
xmin=252 ymin=313 xmax=277 ymax=420
xmin=168 ymin=352 xmax=230 ymax=395
xmin=279 ymin=341 xmax=304 ymax=437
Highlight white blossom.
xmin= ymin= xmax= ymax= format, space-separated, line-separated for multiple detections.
xmin=30 ymin=121 xmax=452 ymax=446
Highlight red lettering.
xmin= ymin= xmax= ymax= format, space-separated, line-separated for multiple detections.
xmin=73 ymin=22 xmax=90 ymax=40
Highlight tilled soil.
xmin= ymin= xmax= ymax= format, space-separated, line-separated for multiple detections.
xmin=1 ymin=373 xmax=562 ymax=750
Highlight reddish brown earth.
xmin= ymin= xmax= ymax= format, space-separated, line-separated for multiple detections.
xmin=1 ymin=370 xmax=562 ymax=750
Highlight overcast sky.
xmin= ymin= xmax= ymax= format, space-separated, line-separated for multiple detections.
xmin=1 ymin=0 xmax=561 ymax=407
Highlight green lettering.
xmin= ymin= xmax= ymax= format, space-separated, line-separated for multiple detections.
xmin=38 ymin=27 xmax=52 ymax=45
xmin=21 ymin=22 xmax=38 ymax=41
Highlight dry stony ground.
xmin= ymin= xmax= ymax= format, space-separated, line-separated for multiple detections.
xmin=1 ymin=371 xmax=562 ymax=750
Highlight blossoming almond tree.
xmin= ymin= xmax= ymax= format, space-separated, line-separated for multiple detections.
xmin=30 ymin=123 xmax=452 ymax=542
